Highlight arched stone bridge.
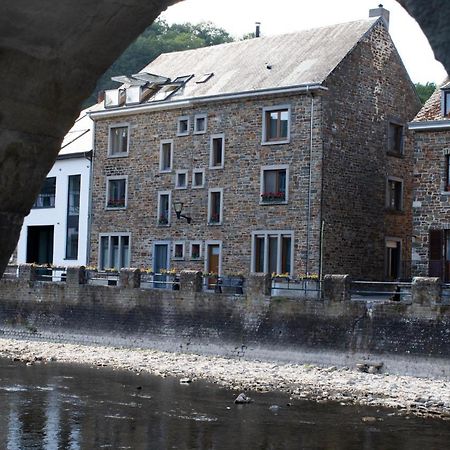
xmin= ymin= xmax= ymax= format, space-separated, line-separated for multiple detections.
xmin=0 ymin=0 xmax=448 ymax=275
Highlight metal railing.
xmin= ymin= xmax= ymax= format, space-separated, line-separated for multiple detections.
xmin=34 ymin=267 xmax=67 ymax=282
xmin=1 ymin=265 xmax=18 ymax=280
xmin=271 ymin=278 xmax=322 ymax=299
xmin=86 ymin=269 xmax=120 ymax=286
xmin=202 ymin=276 xmax=245 ymax=295
xmin=350 ymin=280 xmax=412 ymax=302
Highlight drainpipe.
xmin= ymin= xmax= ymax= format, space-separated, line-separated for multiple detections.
xmin=85 ymin=119 xmax=95 ymax=267
xmin=305 ymin=91 xmax=315 ymax=276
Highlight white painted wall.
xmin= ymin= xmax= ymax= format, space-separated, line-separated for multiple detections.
xmin=16 ymin=156 xmax=91 ymax=267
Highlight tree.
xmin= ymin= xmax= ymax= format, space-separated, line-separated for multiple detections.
xmin=415 ymin=82 xmax=437 ymax=105
xmin=84 ymin=20 xmax=233 ymax=106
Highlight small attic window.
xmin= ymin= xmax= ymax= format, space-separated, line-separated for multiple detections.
xmin=444 ymin=90 xmax=450 ymax=117
xmin=174 ymin=74 xmax=193 ymax=84
xmin=152 ymin=84 xmax=180 ymax=102
xmin=196 ymin=73 xmax=214 ymax=84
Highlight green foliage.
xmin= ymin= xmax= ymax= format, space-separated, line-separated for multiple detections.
xmin=84 ymin=20 xmax=233 ymax=107
xmin=415 ymin=82 xmax=437 ymax=105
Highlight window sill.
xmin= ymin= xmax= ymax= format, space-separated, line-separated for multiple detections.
xmin=192 ymin=185 xmax=205 ymax=189
xmin=107 ymin=153 xmax=129 ymax=158
xmin=105 ymin=206 xmax=127 ymax=211
xmin=261 ymin=139 xmax=290 ymax=146
xmin=208 ymin=222 xmax=222 ymax=226
xmin=259 ymin=201 xmax=288 ymax=206
xmin=172 ymin=257 xmax=184 ymax=261
xmin=177 ymin=132 xmax=189 ymax=137
xmin=193 ymin=130 xmax=207 ymax=135
xmin=190 ymin=257 xmax=202 ymax=261
xmin=209 ymin=165 xmax=224 ymax=170
xmin=31 ymin=206 xmax=56 ymax=210
xmin=175 ymin=186 xmax=188 ymax=190
xmin=385 ymin=208 xmax=404 ymax=215
xmin=157 ymin=223 xmax=171 ymax=227
xmin=159 ymin=169 xmax=172 ymax=174
xmin=386 ymin=151 xmax=404 ymax=158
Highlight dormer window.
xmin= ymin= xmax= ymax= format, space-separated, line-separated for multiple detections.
xmin=444 ymin=90 xmax=450 ymax=117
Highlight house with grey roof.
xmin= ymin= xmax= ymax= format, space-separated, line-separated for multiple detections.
xmin=88 ymin=6 xmax=420 ymax=281
xmin=409 ymin=78 xmax=450 ymax=279
xmin=14 ymin=104 xmax=100 ymax=267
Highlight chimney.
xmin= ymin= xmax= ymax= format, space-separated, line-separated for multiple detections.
xmin=369 ymin=4 xmax=390 ymax=29
xmin=97 ymin=90 xmax=105 ymax=104
xmin=255 ymin=22 xmax=261 ymax=38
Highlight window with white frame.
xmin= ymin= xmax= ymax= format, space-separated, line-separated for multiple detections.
xmin=157 ymin=191 xmax=171 ymax=225
xmin=175 ymin=170 xmax=188 ymax=189
xmin=194 ymin=114 xmax=207 ymax=134
xmin=252 ymin=231 xmax=293 ymax=275
xmin=99 ymin=233 xmax=130 ymax=270
xmin=190 ymin=241 xmax=202 ymax=260
xmin=208 ymin=188 xmax=223 ymax=225
xmin=210 ymin=134 xmax=225 ymax=169
xmin=262 ymin=105 xmax=290 ymax=144
xmin=386 ymin=177 xmax=403 ymax=211
xmin=173 ymin=241 xmax=185 ymax=260
xmin=108 ymin=125 xmax=129 ymax=156
xmin=106 ymin=176 xmax=127 ymax=209
xmin=260 ymin=165 xmax=288 ymax=204
xmin=177 ymin=116 xmax=190 ymax=136
xmin=159 ymin=140 xmax=173 ymax=172
xmin=192 ymin=169 xmax=205 ymax=188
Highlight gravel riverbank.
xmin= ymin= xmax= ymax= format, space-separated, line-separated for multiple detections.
xmin=0 ymin=337 xmax=449 ymax=420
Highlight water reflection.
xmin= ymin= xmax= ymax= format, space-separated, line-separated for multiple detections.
xmin=0 ymin=359 xmax=449 ymax=449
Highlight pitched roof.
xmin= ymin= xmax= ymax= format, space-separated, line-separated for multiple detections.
xmin=414 ymin=77 xmax=450 ymax=122
xmin=138 ymin=18 xmax=379 ymax=101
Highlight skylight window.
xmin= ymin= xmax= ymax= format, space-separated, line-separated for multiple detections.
xmin=174 ymin=75 xmax=193 ymax=84
xmin=151 ymin=84 xmax=180 ymax=102
xmin=196 ymin=73 xmax=214 ymax=84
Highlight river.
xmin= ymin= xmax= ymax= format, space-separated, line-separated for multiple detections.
xmin=0 ymin=358 xmax=449 ymax=449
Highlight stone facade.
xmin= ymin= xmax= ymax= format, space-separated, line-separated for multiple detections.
xmin=410 ymin=80 xmax=450 ymax=279
xmin=89 ymin=19 xmax=420 ymax=280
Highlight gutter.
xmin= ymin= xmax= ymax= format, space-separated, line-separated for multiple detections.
xmin=305 ymin=90 xmax=315 ymax=276
xmin=408 ymin=120 xmax=450 ymax=131
xmin=90 ymin=84 xmax=328 ymax=120
xmin=56 ymin=150 xmax=92 ymax=161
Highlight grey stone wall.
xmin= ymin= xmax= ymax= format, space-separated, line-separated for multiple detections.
xmin=321 ymin=22 xmax=421 ymax=280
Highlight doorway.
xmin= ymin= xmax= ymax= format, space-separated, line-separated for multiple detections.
xmin=205 ymin=242 xmax=221 ymax=289
xmin=153 ymin=242 xmax=169 ymax=288
xmin=26 ymin=225 xmax=54 ymax=265
xmin=385 ymin=238 xmax=401 ymax=280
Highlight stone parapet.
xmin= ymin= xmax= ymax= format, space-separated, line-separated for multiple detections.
xmin=179 ymin=270 xmax=203 ymax=293
xmin=66 ymin=266 xmax=86 ymax=286
xmin=119 ymin=269 xmax=141 ymax=289
xmin=247 ymin=273 xmax=271 ymax=298
xmin=411 ymin=277 xmax=441 ymax=305
xmin=322 ymin=275 xmax=351 ymax=302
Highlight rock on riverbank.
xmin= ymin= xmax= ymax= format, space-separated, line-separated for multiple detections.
xmin=0 ymin=337 xmax=448 ymax=420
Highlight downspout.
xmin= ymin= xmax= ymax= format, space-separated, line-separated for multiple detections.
xmin=305 ymin=91 xmax=315 ymax=276
xmin=85 ymin=120 xmax=95 ymax=267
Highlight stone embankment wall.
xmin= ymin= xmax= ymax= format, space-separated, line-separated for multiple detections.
xmin=1 ymin=266 xmax=450 ymax=377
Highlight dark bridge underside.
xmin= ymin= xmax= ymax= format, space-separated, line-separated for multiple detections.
xmin=0 ymin=0 xmax=448 ymax=276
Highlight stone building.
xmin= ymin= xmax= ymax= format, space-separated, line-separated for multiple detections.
xmin=410 ymin=78 xmax=450 ymax=280
xmin=89 ymin=7 xmax=420 ymax=280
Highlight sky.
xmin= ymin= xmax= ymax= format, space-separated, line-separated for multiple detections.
xmin=160 ymin=0 xmax=447 ymax=85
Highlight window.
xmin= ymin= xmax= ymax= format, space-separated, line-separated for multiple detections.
xmin=385 ymin=238 xmax=401 ymax=280
xmin=159 ymin=140 xmax=173 ymax=172
xmin=99 ymin=234 xmax=130 ymax=271
xmin=210 ymin=134 xmax=225 ymax=169
xmin=66 ymin=175 xmax=81 ymax=260
xmin=260 ymin=165 xmax=288 ymax=204
xmin=108 ymin=125 xmax=129 ymax=156
xmin=173 ymin=241 xmax=185 ymax=260
xmin=192 ymin=169 xmax=205 ymax=189
xmin=190 ymin=241 xmax=202 ymax=260
xmin=175 ymin=170 xmax=188 ymax=189
xmin=106 ymin=176 xmax=127 ymax=209
xmin=157 ymin=191 xmax=171 ymax=226
xmin=444 ymin=90 xmax=450 ymax=117
xmin=262 ymin=105 xmax=290 ymax=144
xmin=252 ymin=231 xmax=293 ymax=275
xmin=446 ymin=154 xmax=450 ymax=191
xmin=208 ymin=189 xmax=223 ymax=225
xmin=196 ymin=73 xmax=214 ymax=84
xmin=177 ymin=116 xmax=190 ymax=136
xmin=33 ymin=177 xmax=56 ymax=208
xmin=194 ymin=114 xmax=207 ymax=134
xmin=386 ymin=177 xmax=403 ymax=211
xmin=388 ymin=122 xmax=404 ymax=155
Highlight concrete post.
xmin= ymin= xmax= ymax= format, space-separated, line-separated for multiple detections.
xmin=180 ymin=270 xmax=203 ymax=293
xmin=66 ymin=266 xmax=86 ymax=286
xmin=411 ymin=277 xmax=441 ymax=305
xmin=247 ymin=273 xmax=272 ymax=298
xmin=119 ymin=268 xmax=141 ymax=289
xmin=18 ymin=264 xmax=36 ymax=282
xmin=322 ymin=275 xmax=351 ymax=302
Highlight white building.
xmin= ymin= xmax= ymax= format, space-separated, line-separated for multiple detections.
xmin=15 ymin=104 xmax=99 ymax=267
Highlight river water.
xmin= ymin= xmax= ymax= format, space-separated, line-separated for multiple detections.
xmin=0 ymin=358 xmax=449 ymax=450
